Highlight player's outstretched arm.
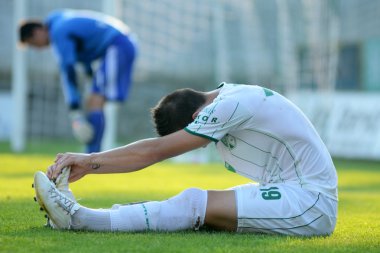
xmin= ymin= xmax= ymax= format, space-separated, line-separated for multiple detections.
xmin=47 ymin=129 xmax=210 ymax=182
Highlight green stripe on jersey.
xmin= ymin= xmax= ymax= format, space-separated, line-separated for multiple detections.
xmin=217 ymin=82 xmax=226 ymax=88
xmin=224 ymin=162 xmax=236 ymax=173
xmin=184 ymin=128 xmax=219 ymax=142
xmin=263 ymin=88 xmax=274 ymax=97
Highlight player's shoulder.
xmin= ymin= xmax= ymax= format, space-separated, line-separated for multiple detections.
xmin=218 ymin=82 xmax=271 ymax=97
xmin=216 ymin=83 xmax=282 ymax=118
xmin=200 ymin=85 xmax=251 ymax=121
xmin=46 ymin=9 xmax=72 ymax=24
xmin=46 ymin=10 xmax=70 ymax=33
xmin=45 ymin=10 xmax=61 ymax=28
xmin=47 ymin=10 xmax=85 ymax=41
xmin=217 ymin=82 xmax=271 ymax=106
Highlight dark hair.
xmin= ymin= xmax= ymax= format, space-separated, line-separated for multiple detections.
xmin=19 ymin=21 xmax=44 ymax=43
xmin=151 ymin=88 xmax=206 ymax=136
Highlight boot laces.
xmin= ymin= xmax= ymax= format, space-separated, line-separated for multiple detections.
xmin=48 ymin=186 xmax=76 ymax=215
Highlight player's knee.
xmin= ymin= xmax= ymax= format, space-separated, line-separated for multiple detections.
xmin=180 ymin=188 xmax=208 ymax=227
xmin=87 ymin=94 xmax=105 ymax=109
xmin=167 ymin=188 xmax=207 ymax=212
xmin=177 ymin=188 xmax=205 ymax=203
xmin=159 ymin=187 xmax=208 ymax=230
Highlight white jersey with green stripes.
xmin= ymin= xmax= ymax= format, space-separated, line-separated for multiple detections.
xmin=185 ymin=83 xmax=338 ymax=200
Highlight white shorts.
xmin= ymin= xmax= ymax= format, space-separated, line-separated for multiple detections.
xmin=231 ymin=183 xmax=337 ymax=236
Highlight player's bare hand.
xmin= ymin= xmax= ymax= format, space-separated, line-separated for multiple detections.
xmin=47 ymin=152 xmax=92 ymax=182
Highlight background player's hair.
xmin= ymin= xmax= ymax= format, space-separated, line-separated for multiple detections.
xmin=151 ymin=88 xmax=206 ymax=136
xmin=19 ymin=20 xmax=44 ymax=43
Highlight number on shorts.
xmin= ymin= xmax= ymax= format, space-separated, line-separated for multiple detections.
xmin=260 ymin=187 xmax=281 ymax=200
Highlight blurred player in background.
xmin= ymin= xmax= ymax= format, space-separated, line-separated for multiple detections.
xmin=34 ymin=83 xmax=338 ymax=236
xmin=19 ymin=9 xmax=137 ymax=152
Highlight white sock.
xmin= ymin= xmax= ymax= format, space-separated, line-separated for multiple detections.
xmin=110 ymin=188 xmax=208 ymax=231
xmin=70 ymin=188 xmax=207 ymax=232
xmin=71 ymin=207 xmax=112 ymax=231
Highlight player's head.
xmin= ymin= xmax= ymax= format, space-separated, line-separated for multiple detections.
xmin=151 ymin=88 xmax=206 ymax=136
xmin=19 ymin=20 xmax=49 ymax=48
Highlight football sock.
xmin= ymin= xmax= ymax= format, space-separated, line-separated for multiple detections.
xmin=86 ymin=110 xmax=105 ymax=153
xmin=110 ymin=188 xmax=207 ymax=231
xmin=71 ymin=188 xmax=207 ymax=232
xmin=71 ymin=207 xmax=111 ymax=231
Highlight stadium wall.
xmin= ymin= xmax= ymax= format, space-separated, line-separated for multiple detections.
xmin=288 ymin=92 xmax=380 ymax=160
xmin=1 ymin=0 xmax=380 ymax=159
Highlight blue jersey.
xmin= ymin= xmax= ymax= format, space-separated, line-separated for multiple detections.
xmin=45 ymin=9 xmax=131 ymax=109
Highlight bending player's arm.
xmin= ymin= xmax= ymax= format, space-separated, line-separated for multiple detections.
xmin=52 ymin=38 xmax=95 ymax=143
xmin=47 ymin=130 xmax=211 ymax=182
xmin=61 ymin=62 xmax=95 ymax=143
xmin=61 ymin=64 xmax=81 ymax=109
xmin=51 ymin=32 xmax=81 ymax=109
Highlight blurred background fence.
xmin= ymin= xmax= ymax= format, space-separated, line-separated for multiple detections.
xmin=1 ymin=0 xmax=380 ymax=159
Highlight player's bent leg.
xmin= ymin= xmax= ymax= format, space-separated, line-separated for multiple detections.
xmin=85 ymin=94 xmax=105 ymax=153
xmin=87 ymin=94 xmax=105 ymax=110
xmin=204 ymin=190 xmax=237 ymax=231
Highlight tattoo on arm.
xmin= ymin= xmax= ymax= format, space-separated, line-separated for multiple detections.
xmin=91 ymin=163 xmax=100 ymax=170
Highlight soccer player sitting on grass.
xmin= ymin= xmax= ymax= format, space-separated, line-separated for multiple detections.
xmin=19 ymin=9 xmax=137 ymax=152
xmin=34 ymin=83 xmax=338 ymax=236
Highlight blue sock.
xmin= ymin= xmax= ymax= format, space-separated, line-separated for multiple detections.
xmin=86 ymin=110 xmax=105 ymax=153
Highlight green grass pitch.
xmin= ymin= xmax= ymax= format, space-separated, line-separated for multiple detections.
xmin=1 ymin=153 xmax=379 ymax=252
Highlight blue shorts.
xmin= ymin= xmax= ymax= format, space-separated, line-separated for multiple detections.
xmin=92 ymin=34 xmax=137 ymax=102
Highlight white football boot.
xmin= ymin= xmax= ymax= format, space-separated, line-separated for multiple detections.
xmin=46 ymin=166 xmax=76 ymax=228
xmin=34 ymin=171 xmax=80 ymax=229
